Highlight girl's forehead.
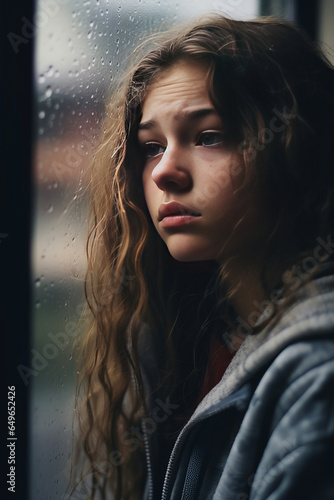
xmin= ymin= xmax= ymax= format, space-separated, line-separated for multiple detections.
xmin=148 ymin=58 xmax=210 ymax=91
xmin=141 ymin=60 xmax=212 ymax=118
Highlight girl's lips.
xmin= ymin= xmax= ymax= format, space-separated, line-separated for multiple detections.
xmin=158 ymin=201 xmax=201 ymax=224
xmin=159 ymin=214 xmax=200 ymax=228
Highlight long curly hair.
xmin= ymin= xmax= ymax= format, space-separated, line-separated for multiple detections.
xmin=70 ymin=15 xmax=334 ymax=500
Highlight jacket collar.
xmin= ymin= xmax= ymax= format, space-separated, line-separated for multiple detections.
xmin=188 ymin=265 xmax=334 ymax=424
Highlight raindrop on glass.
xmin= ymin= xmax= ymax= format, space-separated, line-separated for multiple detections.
xmin=46 ymin=66 xmax=54 ymax=77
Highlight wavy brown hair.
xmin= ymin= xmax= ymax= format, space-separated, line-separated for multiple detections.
xmin=70 ymin=15 xmax=334 ymax=500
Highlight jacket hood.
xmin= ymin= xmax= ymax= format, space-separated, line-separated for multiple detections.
xmin=188 ymin=263 xmax=334 ymax=425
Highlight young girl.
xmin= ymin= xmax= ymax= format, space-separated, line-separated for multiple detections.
xmin=72 ymin=15 xmax=334 ymax=500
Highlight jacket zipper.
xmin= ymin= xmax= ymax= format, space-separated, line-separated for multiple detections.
xmin=161 ymin=414 xmax=210 ymax=500
xmin=161 ymin=385 xmax=251 ymax=500
xmin=180 ymin=443 xmax=203 ymax=500
xmin=142 ymin=419 xmax=154 ymax=500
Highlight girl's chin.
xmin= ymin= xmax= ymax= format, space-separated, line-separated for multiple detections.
xmin=162 ymin=233 xmax=222 ymax=263
xmin=167 ymin=247 xmax=218 ymax=264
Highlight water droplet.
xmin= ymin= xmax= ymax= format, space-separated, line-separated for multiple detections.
xmin=39 ymin=110 xmax=45 ymax=119
xmin=87 ymin=31 xmax=92 ymax=39
xmin=46 ymin=66 xmax=54 ymax=77
xmin=47 ymin=204 xmax=54 ymax=213
xmin=35 ymin=278 xmax=41 ymax=287
xmin=35 ymin=301 xmax=41 ymax=309
xmin=39 ymin=74 xmax=45 ymax=84
xmin=45 ymin=86 xmax=52 ymax=98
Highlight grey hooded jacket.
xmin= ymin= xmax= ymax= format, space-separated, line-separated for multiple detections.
xmin=143 ymin=264 xmax=334 ymax=500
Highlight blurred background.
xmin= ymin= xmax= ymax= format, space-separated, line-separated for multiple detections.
xmin=30 ymin=0 xmax=334 ymax=499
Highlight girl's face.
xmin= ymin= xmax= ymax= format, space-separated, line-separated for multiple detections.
xmin=139 ymin=59 xmax=253 ymax=263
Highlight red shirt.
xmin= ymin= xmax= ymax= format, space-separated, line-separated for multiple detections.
xmin=200 ymin=335 xmax=236 ymax=400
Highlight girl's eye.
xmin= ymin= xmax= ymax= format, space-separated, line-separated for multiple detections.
xmin=197 ymin=131 xmax=224 ymax=147
xmin=142 ymin=142 xmax=165 ymax=159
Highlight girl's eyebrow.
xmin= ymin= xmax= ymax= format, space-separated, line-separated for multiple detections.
xmin=138 ymin=107 xmax=217 ymax=131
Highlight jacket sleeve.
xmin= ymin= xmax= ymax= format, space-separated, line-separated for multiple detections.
xmin=250 ymin=342 xmax=334 ymax=500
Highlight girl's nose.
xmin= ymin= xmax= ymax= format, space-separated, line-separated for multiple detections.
xmin=151 ymin=146 xmax=192 ymax=192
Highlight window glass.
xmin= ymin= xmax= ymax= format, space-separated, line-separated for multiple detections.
xmin=31 ymin=1 xmax=260 ymax=499
xmin=259 ymin=0 xmax=295 ymax=19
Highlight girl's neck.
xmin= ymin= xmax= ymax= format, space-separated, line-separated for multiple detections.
xmin=221 ymin=261 xmax=268 ymax=339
